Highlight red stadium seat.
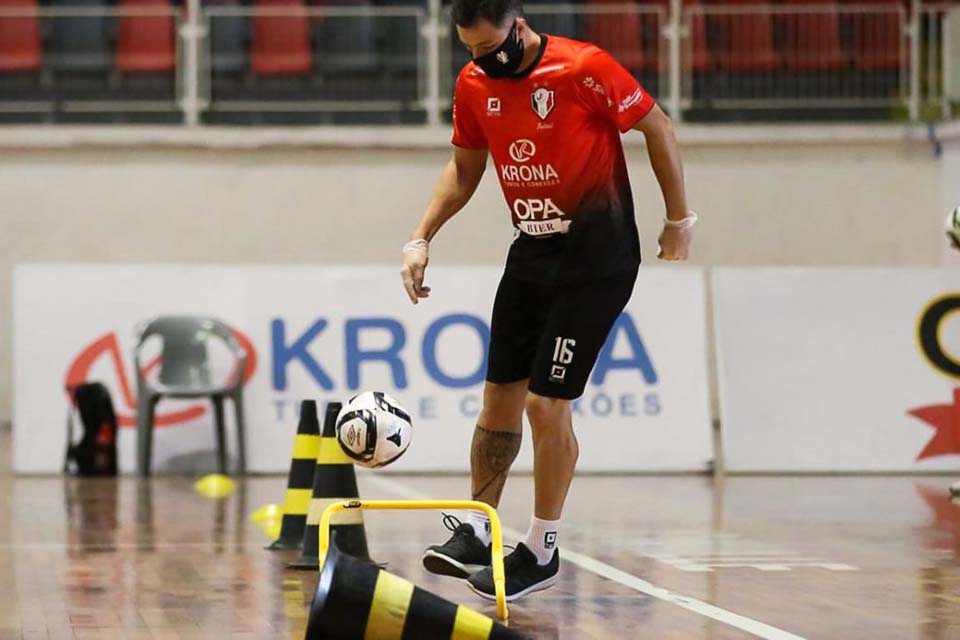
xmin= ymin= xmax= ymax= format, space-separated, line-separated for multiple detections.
xmin=711 ymin=0 xmax=778 ymax=72
xmin=585 ymin=0 xmax=646 ymax=72
xmin=116 ymin=0 xmax=177 ymax=73
xmin=684 ymin=0 xmax=711 ymax=72
xmin=0 ymin=0 xmax=42 ymax=73
xmin=252 ymin=0 xmax=312 ymax=76
xmin=781 ymin=0 xmax=844 ymax=71
xmin=846 ymin=0 xmax=904 ymax=71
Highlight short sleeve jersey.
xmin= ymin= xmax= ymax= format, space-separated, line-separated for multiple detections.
xmin=452 ymin=34 xmax=655 ymax=284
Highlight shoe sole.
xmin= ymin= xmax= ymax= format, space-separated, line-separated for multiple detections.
xmin=467 ymin=571 xmax=560 ymax=603
xmin=422 ymin=550 xmax=487 ymax=579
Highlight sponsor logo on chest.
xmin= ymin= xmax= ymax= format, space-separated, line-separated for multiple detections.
xmin=512 ymin=198 xmax=571 ymax=236
xmin=499 ymin=138 xmax=560 ymax=188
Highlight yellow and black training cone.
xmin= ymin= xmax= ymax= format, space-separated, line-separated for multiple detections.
xmin=289 ymin=401 xmax=370 ymax=568
xmin=305 ymin=542 xmax=529 ymax=640
xmin=268 ymin=400 xmax=320 ymax=551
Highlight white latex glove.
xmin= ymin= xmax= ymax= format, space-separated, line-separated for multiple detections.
xmin=400 ymin=239 xmax=431 ymax=304
xmin=657 ymin=211 xmax=697 ymax=261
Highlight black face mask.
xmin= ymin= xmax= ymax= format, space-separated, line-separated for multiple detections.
xmin=473 ymin=21 xmax=525 ymax=79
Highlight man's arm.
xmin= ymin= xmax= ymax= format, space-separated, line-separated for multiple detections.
xmin=401 ymin=145 xmax=488 ymax=304
xmin=412 ymin=146 xmax=488 ymax=241
xmin=633 ymin=104 xmax=694 ymax=261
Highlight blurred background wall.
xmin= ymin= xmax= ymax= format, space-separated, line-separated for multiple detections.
xmin=0 ymin=126 xmax=946 ymax=423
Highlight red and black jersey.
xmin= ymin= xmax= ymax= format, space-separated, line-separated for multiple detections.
xmin=452 ymin=34 xmax=655 ymax=283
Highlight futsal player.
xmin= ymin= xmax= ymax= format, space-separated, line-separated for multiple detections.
xmin=400 ymin=0 xmax=696 ymax=601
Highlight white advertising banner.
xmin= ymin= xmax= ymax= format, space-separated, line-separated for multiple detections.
xmin=714 ymin=268 xmax=960 ymax=472
xmin=14 ymin=264 xmax=711 ymax=473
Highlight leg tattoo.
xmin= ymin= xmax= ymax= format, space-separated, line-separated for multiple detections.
xmin=471 ymin=425 xmax=522 ymax=506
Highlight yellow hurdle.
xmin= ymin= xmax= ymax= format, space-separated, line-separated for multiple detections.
xmin=318 ymin=499 xmax=509 ymax=622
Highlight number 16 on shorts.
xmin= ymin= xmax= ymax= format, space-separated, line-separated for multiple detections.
xmin=550 ymin=337 xmax=576 ymax=383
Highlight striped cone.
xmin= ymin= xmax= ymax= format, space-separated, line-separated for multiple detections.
xmin=267 ymin=400 xmax=320 ymax=551
xmin=288 ymin=401 xmax=369 ymax=569
xmin=305 ymin=541 xmax=528 ymax=640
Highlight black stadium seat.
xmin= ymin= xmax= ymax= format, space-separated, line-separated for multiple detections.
xmin=373 ymin=0 xmax=419 ymax=76
xmin=47 ymin=0 xmax=113 ymax=75
xmin=207 ymin=0 xmax=249 ymax=75
xmin=311 ymin=0 xmax=379 ymax=76
xmin=525 ymin=0 xmax=578 ymax=41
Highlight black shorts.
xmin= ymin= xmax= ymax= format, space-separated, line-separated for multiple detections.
xmin=486 ymin=266 xmax=639 ymax=400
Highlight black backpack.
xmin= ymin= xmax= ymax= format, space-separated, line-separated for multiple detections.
xmin=64 ymin=382 xmax=118 ymax=476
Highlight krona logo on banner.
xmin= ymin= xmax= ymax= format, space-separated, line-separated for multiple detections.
xmin=65 ymin=330 xmax=257 ymax=429
xmin=64 ymin=312 xmax=657 ymax=424
xmin=908 ymin=294 xmax=960 ymax=460
xmin=268 ymin=313 xmax=658 ymax=392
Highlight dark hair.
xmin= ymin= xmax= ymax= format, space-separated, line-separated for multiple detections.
xmin=450 ymin=0 xmax=523 ymax=28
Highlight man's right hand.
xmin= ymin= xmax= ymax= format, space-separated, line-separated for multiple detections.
xmin=401 ymin=239 xmax=431 ymax=305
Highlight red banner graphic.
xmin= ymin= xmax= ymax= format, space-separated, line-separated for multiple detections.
xmin=65 ymin=331 xmax=257 ymax=428
xmin=908 ymin=388 xmax=960 ymax=460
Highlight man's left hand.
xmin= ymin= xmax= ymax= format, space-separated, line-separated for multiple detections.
xmin=657 ymin=224 xmax=691 ymax=261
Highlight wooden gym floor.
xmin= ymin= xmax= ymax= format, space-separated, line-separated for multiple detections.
xmin=2 ymin=430 xmax=960 ymax=639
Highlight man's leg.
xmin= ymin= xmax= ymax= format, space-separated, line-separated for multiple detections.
xmin=421 ymin=383 xmax=527 ymax=579
xmin=525 ymin=393 xmax=577 ymax=521
xmin=470 ymin=380 xmax=527 ymax=508
xmin=468 ymin=268 xmax=638 ymax=601
xmin=464 ymin=272 xmax=545 ymax=543
xmin=465 ymin=388 xmax=570 ymax=601
xmin=423 ymin=272 xmax=543 ymax=579
xmin=459 ymin=380 xmax=527 ymax=549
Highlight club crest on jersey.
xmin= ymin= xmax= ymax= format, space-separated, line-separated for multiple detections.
xmin=531 ymin=87 xmax=555 ymax=120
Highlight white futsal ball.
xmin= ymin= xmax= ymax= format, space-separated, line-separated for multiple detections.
xmin=335 ymin=391 xmax=412 ymax=468
xmin=946 ymin=206 xmax=960 ymax=248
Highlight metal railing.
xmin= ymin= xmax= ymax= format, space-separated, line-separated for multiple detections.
xmin=919 ymin=3 xmax=958 ymax=119
xmin=0 ymin=1 xmax=956 ymax=124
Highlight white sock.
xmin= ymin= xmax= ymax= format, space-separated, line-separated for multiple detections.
xmin=467 ymin=511 xmax=492 ymax=546
xmin=524 ymin=515 xmax=560 ymax=565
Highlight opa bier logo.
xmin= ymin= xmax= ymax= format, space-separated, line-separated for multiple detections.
xmin=908 ymin=294 xmax=960 ymax=460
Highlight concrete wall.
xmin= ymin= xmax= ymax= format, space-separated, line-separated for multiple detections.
xmin=0 ymin=125 xmax=945 ymax=422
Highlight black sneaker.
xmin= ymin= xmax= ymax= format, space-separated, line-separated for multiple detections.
xmin=467 ymin=543 xmax=560 ymax=602
xmin=421 ymin=513 xmax=492 ymax=579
